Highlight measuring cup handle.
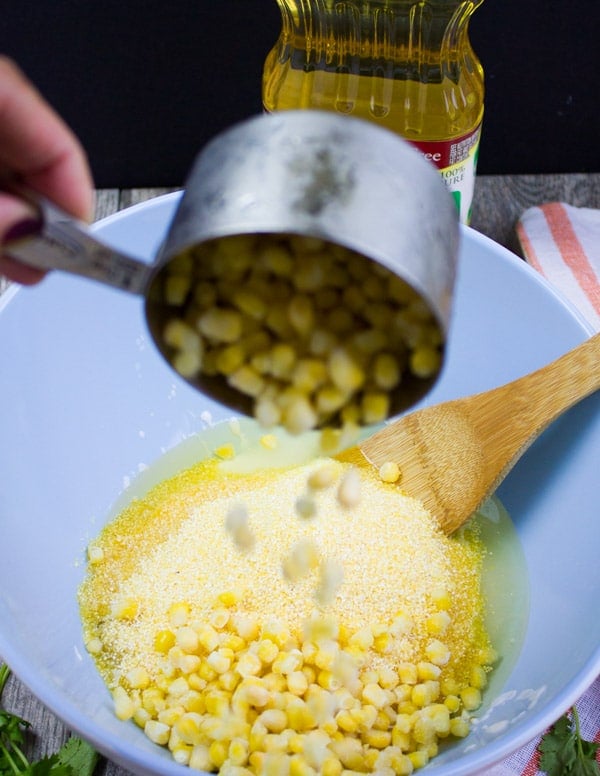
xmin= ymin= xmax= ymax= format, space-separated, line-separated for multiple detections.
xmin=2 ymin=184 xmax=153 ymax=295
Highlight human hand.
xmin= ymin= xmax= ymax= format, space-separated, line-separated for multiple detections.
xmin=0 ymin=56 xmax=94 ymax=285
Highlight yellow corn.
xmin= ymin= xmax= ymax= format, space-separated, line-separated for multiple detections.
xmin=87 ymin=544 xmax=104 ymax=564
xmin=158 ymin=234 xmax=445 ymax=434
xmin=378 ymin=461 xmax=401 ymax=484
xmin=197 ymin=307 xmax=243 ymax=344
xmin=113 ymin=686 xmax=137 ymax=720
xmin=336 ymin=467 xmax=361 ymax=508
xmin=144 ymin=719 xmax=171 ymax=745
xmin=460 ymin=686 xmax=482 ymax=711
xmin=449 ymin=716 xmax=471 ymax=738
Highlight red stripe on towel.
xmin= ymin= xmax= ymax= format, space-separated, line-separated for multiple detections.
xmin=543 ymin=203 xmax=600 ymax=318
xmin=520 ymin=746 xmax=541 ymax=775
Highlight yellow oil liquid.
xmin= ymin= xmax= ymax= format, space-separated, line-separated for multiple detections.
xmin=262 ymin=0 xmax=485 ymax=143
xmin=263 ymin=44 xmax=484 ymax=142
xmin=263 ymin=1 xmax=485 ymax=222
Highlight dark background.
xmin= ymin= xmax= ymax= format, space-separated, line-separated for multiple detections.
xmin=1 ymin=1 xmax=598 ymax=188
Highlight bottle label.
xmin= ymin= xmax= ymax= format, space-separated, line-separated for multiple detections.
xmin=409 ymin=124 xmax=482 ymax=224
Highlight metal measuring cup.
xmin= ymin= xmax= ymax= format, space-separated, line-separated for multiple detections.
xmin=4 ymin=111 xmax=459 ymax=421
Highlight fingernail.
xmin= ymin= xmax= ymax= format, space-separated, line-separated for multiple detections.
xmin=4 ymin=217 xmax=42 ymax=243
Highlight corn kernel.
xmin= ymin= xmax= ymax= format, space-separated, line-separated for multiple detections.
xmin=259 ymin=708 xmax=288 ymax=733
xmin=287 ymin=671 xmax=309 ymax=696
xmin=321 ymin=756 xmax=343 ymax=776
xmin=255 ymin=397 xmax=282 ymax=429
xmin=364 ymin=729 xmax=392 ymax=749
xmin=229 ymin=737 xmax=250 ymax=766
xmin=209 ymin=740 xmax=228 ymax=768
xmin=412 ymin=680 xmax=440 ymax=707
xmin=197 ymin=624 xmax=220 ymax=652
xmin=307 ymin=463 xmax=338 ymax=490
xmin=361 ymin=391 xmax=390 ymax=425
xmin=449 ymin=716 xmax=471 ymax=738
xmin=189 ymin=743 xmax=213 ymax=771
xmin=207 ymin=649 xmax=232 ymax=674
xmin=126 ymin=667 xmax=150 ymax=690
xmin=272 ymin=649 xmax=303 ymax=675
xmin=336 ymin=710 xmax=358 ymax=733
xmin=257 ymin=639 xmax=279 ymax=665
xmin=336 ymin=467 xmax=361 ymax=508
xmin=284 ymin=397 xmax=319 ymax=435
xmin=260 ymin=433 xmax=278 ymax=450
xmin=470 ymin=664 xmax=488 ymax=690
xmin=417 ymin=661 xmax=442 ymax=681
xmin=328 ymin=348 xmax=365 ymax=392
xmin=163 ymin=318 xmax=196 ymax=349
xmin=144 ymin=719 xmax=171 ymax=745
xmin=197 ymin=307 xmax=243 ymax=343
xmin=174 ymin=711 xmax=203 ymax=745
xmin=477 ymin=645 xmax=499 ymax=665
xmin=218 ymin=590 xmax=242 ymax=607
xmin=85 ymin=637 xmax=103 ymax=655
xmin=164 ymin=274 xmax=191 ymax=306
xmin=426 ymin=611 xmax=451 ymax=636
xmin=315 ymin=559 xmax=344 ymax=606
xmin=460 ymin=686 xmax=482 ymax=711
xmin=154 ymin=629 xmax=176 ymax=654
xmin=214 ymin=442 xmax=236 ymax=460
xmin=409 ymin=346 xmax=441 ymax=379
xmin=216 ymin=344 xmax=246 ymax=376
xmin=87 ymin=544 xmax=104 ymax=564
xmin=294 ymin=494 xmax=317 ymax=520
xmin=444 ymin=694 xmax=461 ymax=713
xmin=373 ymin=352 xmax=401 ymax=391
xmin=397 ymin=663 xmax=418 ymax=685
xmin=237 ymin=652 xmax=263 ymax=678
xmin=315 ymin=385 xmax=348 ymax=415
xmin=174 ymin=626 xmax=198 ymax=654
xmin=111 ymin=596 xmax=138 ymax=621
xmin=228 ymin=365 xmax=265 ymax=398
xmin=232 ymin=289 xmax=267 ymax=320
xmin=408 ymin=749 xmax=430 ymax=768
xmin=362 ymin=683 xmax=389 ymax=709
xmin=167 ymin=602 xmax=190 ymax=627
xmin=113 ymin=686 xmax=137 ymax=720
xmin=425 ymin=639 xmax=451 ymax=666
xmin=209 ymin=608 xmax=230 ymax=630
xmin=378 ymin=461 xmax=401 ymax=484
xmin=287 ymin=700 xmax=317 ymax=731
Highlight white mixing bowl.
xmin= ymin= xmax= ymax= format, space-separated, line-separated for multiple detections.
xmin=0 ymin=193 xmax=598 ymax=775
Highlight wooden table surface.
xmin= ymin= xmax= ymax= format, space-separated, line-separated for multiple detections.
xmin=1 ymin=172 xmax=599 ymax=774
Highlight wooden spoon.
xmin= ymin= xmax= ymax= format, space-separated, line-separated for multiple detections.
xmin=341 ymin=332 xmax=600 ymax=535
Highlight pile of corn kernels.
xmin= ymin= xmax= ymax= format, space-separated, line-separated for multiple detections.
xmin=155 ymin=234 xmax=443 ymax=434
xmin=80 ymin=441 xmax=496 ymax=775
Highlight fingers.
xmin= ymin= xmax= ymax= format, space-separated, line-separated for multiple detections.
xmin=0 ymin=192 xmax=44 ymax=284
xmin=0 ymin=57 xmax=95 ymax=284
xmin=0 ymin=56 xmax=94 ymax=221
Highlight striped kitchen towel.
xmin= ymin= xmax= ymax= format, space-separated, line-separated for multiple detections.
xmin=490 ymin=201 xmax=600 ymax=775
xmin=516 ymin=202 xmax=600 ymax=331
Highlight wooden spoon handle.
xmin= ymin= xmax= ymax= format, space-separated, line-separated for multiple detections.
xmin=465 ymin=331 xmax=600 ymax=501
xmin=497 ymin=331 xmax=600 ymax=437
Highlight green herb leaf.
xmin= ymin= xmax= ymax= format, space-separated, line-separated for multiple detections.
xmin=539 ymin=710 xmax=599 ymax=776
xmin=22 ymin=755 xmax=60 ymax=775
xmin=0 ymin=664 xmax=100 ymax=776
xmin=54 ymin=737 xmax=99 ymax=776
